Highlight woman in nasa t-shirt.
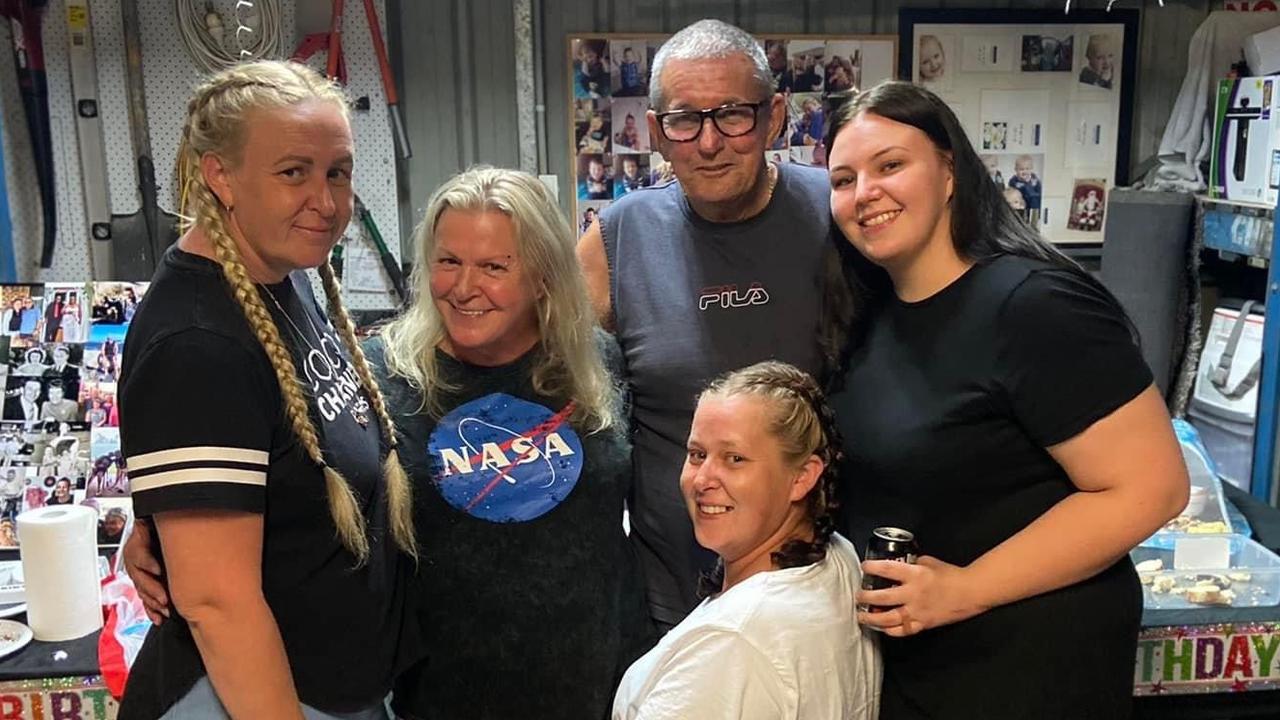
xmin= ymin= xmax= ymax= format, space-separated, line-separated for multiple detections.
xmin=370 ymin=168 xmax=652 ymax=720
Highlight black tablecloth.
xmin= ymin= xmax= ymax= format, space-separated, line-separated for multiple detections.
xmin=0 ymin=627 xmax=100 ymax=681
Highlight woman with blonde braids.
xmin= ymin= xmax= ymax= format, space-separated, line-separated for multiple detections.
xmin=613 ymin=361 xmax=881 ymax=720
xmin=117 ymin=60 xmax=417 ymax=719
xmin=368 ymin=166 xmax=653 ymax=719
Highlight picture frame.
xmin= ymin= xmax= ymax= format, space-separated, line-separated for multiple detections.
xmin=900 ymin=8 xmax=1139 ymax=245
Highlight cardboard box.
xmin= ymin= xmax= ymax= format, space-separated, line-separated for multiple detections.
xmin=1210 ymin=76 xmax=1280 ymax=205
xmin=1245 ymin=25 xmax=1280 ymax=78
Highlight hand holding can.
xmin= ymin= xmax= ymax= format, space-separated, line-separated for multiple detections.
xmin=857 ymin=526 xmax=918 ymax=613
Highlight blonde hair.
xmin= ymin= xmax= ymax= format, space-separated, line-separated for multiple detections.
xmin=1086 ymin=34 xmax=1114 ymax=59
xmin=381 ymin=166 xmax=615 ymax=432
xmin=174 ymin=60 xmax=416 ymax=564
xmin=701 ymin=361 xmax=833 ymax=479
xmin=696 ymin=360 xmax=843 ymax=594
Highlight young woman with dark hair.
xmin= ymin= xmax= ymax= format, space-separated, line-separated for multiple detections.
xmin=823 ymin=81 xmax=1187 ymax=718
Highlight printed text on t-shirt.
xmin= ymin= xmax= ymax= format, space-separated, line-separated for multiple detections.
xmin=698 ymin=283 xmax=770 ymax=311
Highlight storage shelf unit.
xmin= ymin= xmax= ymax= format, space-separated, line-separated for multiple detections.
xmin=1199 ymin=195 xmax=1280 ymax=504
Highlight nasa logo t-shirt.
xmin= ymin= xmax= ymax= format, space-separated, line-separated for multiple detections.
xmin=427 ymin=393 xmax=583 ymax=522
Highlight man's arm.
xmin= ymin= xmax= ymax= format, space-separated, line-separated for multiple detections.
xmin=575 ymin=219 xmax=614 ymax=331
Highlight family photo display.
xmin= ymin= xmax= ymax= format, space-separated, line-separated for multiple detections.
xmin=0 ymin=282 xmax=147 ymax=549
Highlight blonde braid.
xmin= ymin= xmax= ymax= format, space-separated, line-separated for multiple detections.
xmin=189 ymin=176 xmax=371 ymax=563
xmin=317 ymin=262 xmax=418 ymax=561
xmin=174 ymin=60 xmax=379 ymax=564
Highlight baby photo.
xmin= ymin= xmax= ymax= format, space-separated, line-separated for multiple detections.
xmin=613 ymin=154 xmax=651 ymax=200
xmin=1080 ymin=33 xmax=1118 ymax=90
xmin=577 ymin=154 xmax=614 ymax=201
xmin=609 ymin=39 xmax=651 ymax=98
xmin=573 ymin=38 xmax=610 ymax=99
xmin=917 ymin=34 xmax=948 ymax=86
xmin=611 ymin=97 xmax=651 ymax=154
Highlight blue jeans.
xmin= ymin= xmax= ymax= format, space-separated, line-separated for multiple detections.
xmin=160 ymin=676 xmax=391 ymax=720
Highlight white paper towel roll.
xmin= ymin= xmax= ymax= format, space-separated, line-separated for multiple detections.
xmin=17 ymin=506 xmax=103 ymax=641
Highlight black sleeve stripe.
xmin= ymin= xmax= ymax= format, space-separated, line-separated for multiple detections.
xmin=133 ymin=483 xmax=265 ymax=517
xmin=129 ymin=459 xmax=267 ymax=479
xmin=128 ymin=446 xmax=269 ymax=472
xmin=130 ymin=467 xmax=267 ymax=494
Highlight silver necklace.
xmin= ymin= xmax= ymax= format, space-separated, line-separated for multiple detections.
xmin=260 ymin=284 xmax=371 ymax=428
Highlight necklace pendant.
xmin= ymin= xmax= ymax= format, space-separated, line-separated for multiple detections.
xmin=351 ymin=396 xmax=371 ymax=428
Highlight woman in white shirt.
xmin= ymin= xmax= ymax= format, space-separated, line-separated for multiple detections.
xmin=613 ymin=361 xmax=881 ymax=720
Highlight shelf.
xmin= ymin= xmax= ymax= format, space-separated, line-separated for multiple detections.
xmin=1193 ymin=193 xmax=1280 ymax=504
xmin=1200 ymin=200 xmax=1273 ymax=264
xmin=1197 ymin=194 xmax=1277 ymax=213
xmin=1213 ymin=249 xmax=1270 ymax=268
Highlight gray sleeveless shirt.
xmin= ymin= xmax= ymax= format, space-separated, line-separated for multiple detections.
xmin=601 ymin=162 xmax=836 ymax=627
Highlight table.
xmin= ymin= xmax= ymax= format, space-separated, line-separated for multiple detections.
xmin=1134 ymin=483 xmax=1280 ymax=718
xmin=0 ymin=628 xmax=116 ymax=719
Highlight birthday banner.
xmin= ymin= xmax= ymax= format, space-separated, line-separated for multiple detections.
xmin=0 ymin=677 xmax=115 ymax=719
xmin=1135 ymin=623 xmax=1280 ymax=695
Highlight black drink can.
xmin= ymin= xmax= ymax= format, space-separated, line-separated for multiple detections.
xmin=858 ymin=526 xmax=918 ymax=613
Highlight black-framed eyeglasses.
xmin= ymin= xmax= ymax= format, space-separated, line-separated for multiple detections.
xmin=655 ymin=102 xmax=765 ymax=142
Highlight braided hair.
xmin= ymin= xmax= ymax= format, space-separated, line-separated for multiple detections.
xmin=174 ymin=60 xmax=416 ymax=564
xmin=696 ymin=360 xmax=844 ymax=597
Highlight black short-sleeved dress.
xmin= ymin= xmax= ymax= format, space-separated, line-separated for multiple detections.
xmin=365 ymin=336 xmax=653 ymax=720
xmin=118 ymin=247 xmax=417 ymax=718
xmin=833 ymin=254 xmax=1151 ymax=719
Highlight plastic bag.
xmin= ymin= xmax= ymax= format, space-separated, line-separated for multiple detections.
xmin=96 ymin=522 xmax=152 ymax=698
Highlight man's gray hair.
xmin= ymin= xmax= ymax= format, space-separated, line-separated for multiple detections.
xmin=649 ymin=19 xmax=774 ymax=110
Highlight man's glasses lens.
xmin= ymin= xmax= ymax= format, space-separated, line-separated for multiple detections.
xmin=661 ymin=104 xmax=760 ymax=142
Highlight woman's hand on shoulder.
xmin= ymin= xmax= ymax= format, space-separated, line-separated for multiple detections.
xmin=854 ymin=556 xmax=989 ymax=637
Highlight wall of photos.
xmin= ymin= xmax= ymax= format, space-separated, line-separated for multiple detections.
xmin=902 ymin=10 xmax=1135 ymax=244
xmin=567 ymin=34 xmax=896 ymax=230
xmin=0 ymin=283 xmax=144 ymax=550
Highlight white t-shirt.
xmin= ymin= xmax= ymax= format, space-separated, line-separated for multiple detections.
xmin=612 ymin=533 xmax=882 ymax=719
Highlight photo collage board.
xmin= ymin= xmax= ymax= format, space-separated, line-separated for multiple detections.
xmin=569 ymin=34 xmax=897 ymax=233
xmin=0 ymin=282 xmax=147 ymax=549
xmin=902 ymin=9 xmax=1137 ymax=244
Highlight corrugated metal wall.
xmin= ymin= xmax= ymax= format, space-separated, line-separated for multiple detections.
xmin=391 ymin=0 xmax=521 ymax=246
xmin=392 ymin=0 xmax=1218 ymax=260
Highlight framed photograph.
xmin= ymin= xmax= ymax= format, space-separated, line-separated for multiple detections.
xmin=1067 ymin=179 xmax=1107 ymax=232
xmin=900 ymin=8 xmax=1138 ymax=245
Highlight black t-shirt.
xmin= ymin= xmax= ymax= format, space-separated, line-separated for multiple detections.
xmin=834 ymin=254 xmax=1151 ymax=719
xmin=366 ymin=337 xmax=653 ymax=720
xmin=118 ymin=247 xmax=416 ymax=718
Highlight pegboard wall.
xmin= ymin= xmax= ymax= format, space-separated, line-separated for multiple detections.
xmin=0 ymin=0 xmax=403 ymax=309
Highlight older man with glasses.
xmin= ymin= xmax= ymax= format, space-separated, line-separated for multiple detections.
xmin=577 ymin=18 xmax=850 ymax=632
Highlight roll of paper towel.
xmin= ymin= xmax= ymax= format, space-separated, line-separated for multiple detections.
xmin=17 ymin=506 xmax=102 ymax=641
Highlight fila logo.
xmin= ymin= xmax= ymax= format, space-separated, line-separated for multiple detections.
xmin=698 ymin=283 xmax=770 ymax=311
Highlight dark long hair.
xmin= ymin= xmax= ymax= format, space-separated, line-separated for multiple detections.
xmin=822 ymin=81 xmax=1131 ymax=347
